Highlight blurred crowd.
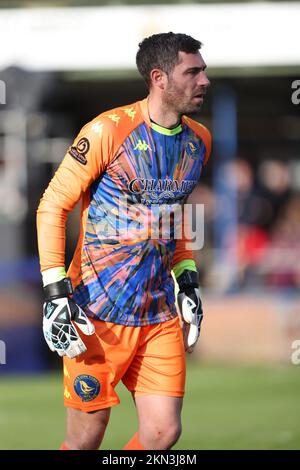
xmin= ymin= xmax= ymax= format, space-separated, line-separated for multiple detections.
xmin=190 ymin=159 xmax=300 ymax=291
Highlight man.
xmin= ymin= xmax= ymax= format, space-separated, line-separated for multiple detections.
xmin=37 ymin=32 xmax=211 ymax=450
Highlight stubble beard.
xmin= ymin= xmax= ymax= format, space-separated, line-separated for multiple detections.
xmin=163 ymin=81 xmax=202 ymax=116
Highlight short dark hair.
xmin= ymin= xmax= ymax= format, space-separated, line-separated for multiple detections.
xmin=136 ymin=32 xmax=202 ymax=88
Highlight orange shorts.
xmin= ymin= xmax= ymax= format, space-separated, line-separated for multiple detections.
xmin=63 ymin=316 xmax=186 ymax=412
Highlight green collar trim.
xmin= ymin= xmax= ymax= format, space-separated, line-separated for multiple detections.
xmin=151 ymin=121 xmax=182 ymax=136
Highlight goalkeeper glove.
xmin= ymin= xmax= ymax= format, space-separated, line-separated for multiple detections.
xmin=177 ymin=270 xmax=203 ymax=351
xmin=43 ymin=277 xmax=95 ymax=359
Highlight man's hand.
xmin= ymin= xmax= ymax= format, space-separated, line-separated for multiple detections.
xmin=43 ymin=277 xmax=95 ymax=359
xmin=177 ymin=270 xmax=203 ymax=353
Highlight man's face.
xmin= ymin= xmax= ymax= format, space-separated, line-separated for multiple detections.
xmin=162 ymin=51 xmax=210 ymax=115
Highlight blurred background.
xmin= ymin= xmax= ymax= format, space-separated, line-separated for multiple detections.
xmin=0 ymin=0 xmax=300 ymax=450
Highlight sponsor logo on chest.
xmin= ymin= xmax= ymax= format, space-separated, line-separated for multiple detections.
xmin=128 ymin=178 xmax=197 ymax=205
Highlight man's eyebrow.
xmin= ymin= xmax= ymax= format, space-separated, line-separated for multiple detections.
xmin=185 ymin=65 xmax=207 ymax=72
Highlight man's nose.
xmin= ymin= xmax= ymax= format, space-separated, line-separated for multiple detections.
xmin=199 ymin=71 xmax=210 ymax=88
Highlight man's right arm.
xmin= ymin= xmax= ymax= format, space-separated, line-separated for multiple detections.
xmin=36 ymin=118 xmax=115 ymax=358
xmin=37 ymin=119 xmax=114 ymax=277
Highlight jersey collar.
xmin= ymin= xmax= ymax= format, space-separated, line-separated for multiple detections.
xmin=139 ymin=96 xmax=183 ymax=135
xmin=150 ymin=121 xmax=182 ymax=135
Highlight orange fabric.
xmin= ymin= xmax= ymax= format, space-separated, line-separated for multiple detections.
xmin=182 ymin=115 xmax=212 ymax=165
xmin=63 ymin=316 xmax=185 ymax=412
xmin=171 ymin=116 xmax=212 ymax=267
xmin=141 ymin=96 xmax=210 ymax=268
xmin=59 ymin=442 xmax=70 ymax=450
xmin=36 ymin=97 xmax=211 ymax=279
xmin=171 ymin=204 xmax=195 ymax=267
xmin=123 ymin=433 xmax=146 ymax=450
xmin=139 ymin=97 xmax=211 ymax=165
xmin=36 ymin=101 xmax=144 ymax=273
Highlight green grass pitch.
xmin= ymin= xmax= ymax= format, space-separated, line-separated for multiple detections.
xmin=0 ymin=361 xmax=300 ymax=449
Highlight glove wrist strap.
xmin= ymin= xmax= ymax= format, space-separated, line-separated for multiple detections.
xmin=44 ymin=277 xmax=73 ymax=301
xmin=177 ymin=270 xmax=199 ymax=291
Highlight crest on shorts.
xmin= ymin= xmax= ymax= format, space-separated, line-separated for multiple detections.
xmin=74 ymin=374 xmax=100 ymax=402
xmin=68 ymin=137 xmax=90 ymax=165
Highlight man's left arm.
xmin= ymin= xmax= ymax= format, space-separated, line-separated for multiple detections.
xmin=172 ymin=120 xmax=212 ymax=352
xmin=172 ymin=215 xmax=203 ymax=353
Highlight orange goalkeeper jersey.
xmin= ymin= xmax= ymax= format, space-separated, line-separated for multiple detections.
xmin=37 ymin=98 xmax=211 ymax=326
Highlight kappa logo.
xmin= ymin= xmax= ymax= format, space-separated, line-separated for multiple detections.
xmin=64 ymin=365 xmax=70 ymax=379
xmin=64 ymin=386 xmax=72 ymax=400
xmin=106 ymin=113 xmax=120 ymax=126
xmin=134 ymin=140 xmax=150 ymax=152
xmin=122 ymin=107 xmax=136 ymax=121
xmin=91 ymin=121 xmax=104 ymax=136
xmin=68 ymin=137 xmax=89 ymax=165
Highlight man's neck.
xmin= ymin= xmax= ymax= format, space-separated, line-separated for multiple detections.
xmin=147 ymin=94 xmax=181 ymax=129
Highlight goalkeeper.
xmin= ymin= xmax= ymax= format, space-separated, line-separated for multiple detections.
xmin=37 ymin=32 xmax=211 ymax=450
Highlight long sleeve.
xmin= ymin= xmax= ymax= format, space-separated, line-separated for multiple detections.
xmin=36 ymin=119 xmax=114 ymax=272
xmin=171 ymin=201 xmax=197 ymax=275
xmin=172 ymin=119 xmax=212 ymax=279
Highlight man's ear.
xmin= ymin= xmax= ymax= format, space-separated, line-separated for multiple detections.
xmin=149 ymin=68 xmax=167 ymax=90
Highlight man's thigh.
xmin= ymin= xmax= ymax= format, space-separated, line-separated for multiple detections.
xmin=63 ymin=318 xmax=140 ymax=412
xmin=65 ymin=406 xmax=111 ymax=449
xmin=134 ymin=394 xmax=183 ymax=424
xmin=133 ymin=394 xmax=183 ymax=448
xmin=122 ymin=316 xmax=186 ymax=397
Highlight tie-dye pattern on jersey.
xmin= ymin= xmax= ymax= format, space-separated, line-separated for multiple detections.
xmin=72 ymin=120 xmax=207 ymax=326
xmin=37 ymin=98 xmax=211 ymax=326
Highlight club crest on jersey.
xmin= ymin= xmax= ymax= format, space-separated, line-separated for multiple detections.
xmin=68 ymin=137 xmax=90 ymax=165
xmin=186 ymin=141 xmax=201 ymax=159
xmin=74 ymin=375 xmax=100 ymax=402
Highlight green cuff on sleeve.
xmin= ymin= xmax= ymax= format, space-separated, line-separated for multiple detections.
xmin=172 ymin=259 xmax=197 ymax=280
xmin=42 ymin=267 xmax=67 ymax=287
